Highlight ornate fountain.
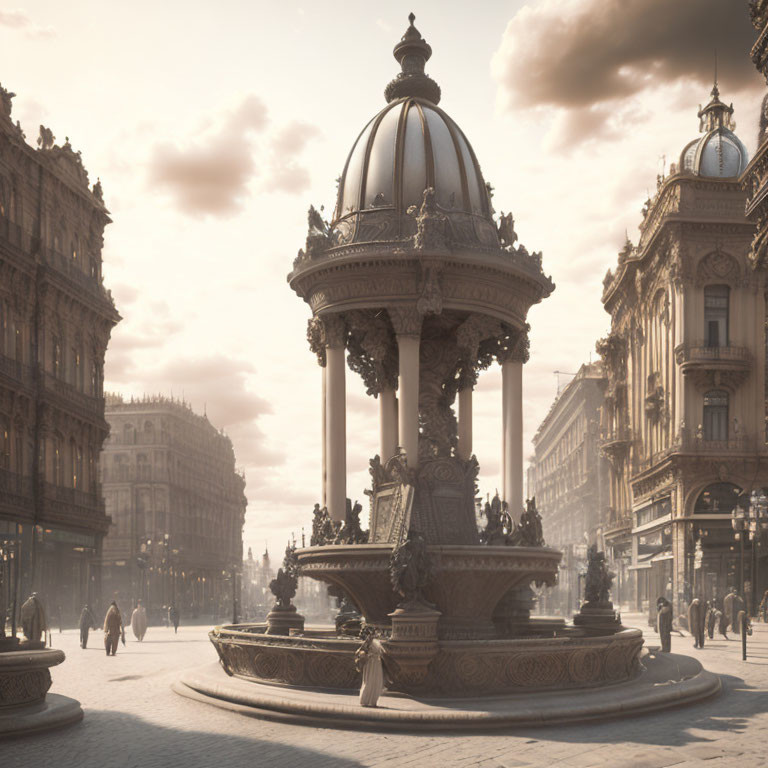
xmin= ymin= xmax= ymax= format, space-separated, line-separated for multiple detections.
xmin=206 ymin=14 xmax=644 ymax=699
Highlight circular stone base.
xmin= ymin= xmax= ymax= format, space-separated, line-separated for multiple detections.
xmin=0 ymin=694 xmax=83 ymax=739
xmin=174 ymin=649 xmax=720 ymax=731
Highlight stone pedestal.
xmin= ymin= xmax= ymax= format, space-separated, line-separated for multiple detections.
xmin=265 ymin=606 xmax=305 ymax=636
xmin=573 ymin=602 xmax=623 ymax=635
xmin=384 ymin=604 xmax=440 ymax=691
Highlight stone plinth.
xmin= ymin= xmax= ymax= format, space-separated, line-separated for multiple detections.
xmin=573 ymin=603 xmax=623 ymax=635
xmin=265 ymin=606 xmax=305 ymax=636
xmin=384 ymin=604 xmax=441 ymax=692
xmin=0 ymin=648 xmax=83 ymax=737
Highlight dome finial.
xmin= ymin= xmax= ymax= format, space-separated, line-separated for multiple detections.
xmin=384 ymin=14 xmax=441 ymax=104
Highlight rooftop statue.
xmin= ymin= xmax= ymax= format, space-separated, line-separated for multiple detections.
xmin=497 ymin=212 xmax=517 ymax=249
xmin=0 ymin=84 xmax=14 ymax=118
xmin=37 ymin=125 xmax=55 ymax=151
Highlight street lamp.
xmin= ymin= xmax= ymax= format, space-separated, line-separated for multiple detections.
xmin=732 ymin=502 xmax=748 ymax=599
xmin=746 ymin=490 xmax=768 ymax=614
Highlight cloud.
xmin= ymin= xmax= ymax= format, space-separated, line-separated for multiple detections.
xmin=492 ymin=0 xmax=763 ymax=148
xmin=105 ymin=352 xmax=284 ymax=473
xmin=264 ymin=121 xmax=321 ymax=195
xmin=147 ymin=95 xmax=268 ymax=216
xmin=0 ymin=9 xmax=55 ymax=38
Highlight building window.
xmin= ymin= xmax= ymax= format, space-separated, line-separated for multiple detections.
xmin=703 ymin=389 xmax=729 ymax=441
xmin=694 ymin=482 xmax=743 ymax=514
xmin=704 ymin=285 xmax=729 ymax=347
xmin=52 ymin=336 xmax=61 ymax=378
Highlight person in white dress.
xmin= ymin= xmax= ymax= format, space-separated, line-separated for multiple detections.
xmin=355 ymin=632 xmax=385 ymax=707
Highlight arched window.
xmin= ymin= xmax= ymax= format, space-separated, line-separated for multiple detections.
xmin=703 ymin=389 xmax=729 ymax=441
xmin=704 ymin=285 xmax=729 ymax=347
xmin=695 ymin=482 xmax=743 ymax=514
xmin=123 ymin=423 xmax=135 ymax=444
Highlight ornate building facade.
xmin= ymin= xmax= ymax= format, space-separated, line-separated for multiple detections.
xmin=0 ymin=84 xmax=120 ymax=627
xmin=100 ymin=395 xmax=247 ymax=621
xmin=529 ymin=363 xmax=610 ymax=614
xmin=600 ymin=85 xmax=766 ymax=622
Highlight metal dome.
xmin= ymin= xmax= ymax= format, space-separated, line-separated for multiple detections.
xmin=679 ymin=84 xmax=749 ymax=178
xmin=334 ymin=97 xmax=491 ymax=221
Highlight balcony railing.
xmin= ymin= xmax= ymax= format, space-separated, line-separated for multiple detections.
xmin=40 ymin=370 xmax=104 ymax=421
xmin=38 ymin=244 xmax=109 ymax=302
xmin=0 ymin=352 xmax=32 ymax=385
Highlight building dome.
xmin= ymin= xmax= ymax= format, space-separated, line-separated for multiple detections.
xmin=680 ymin=84 xmax=748 ymax=178
xmin=328 ymin=14 xmax=497 ymax=249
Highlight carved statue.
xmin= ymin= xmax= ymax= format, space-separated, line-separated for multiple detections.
xmin=508 ymin=497 xmax=545 ymax=547
xmin=20 ymin=592 xmax=47 ymax=645
xmin=340 ymin=499 xmax=369 ymax=544
xmin=0 ymin=85 xmax=15 ymax=118
xmin=305 ymin=204 xmax=332 ymax=258
xmin=407 ymin=187 xmax=450 ymax=251
xmin=390 ymin=528 xmax=433 ymax=608
xmin=93 ymin=178 xmax=104 ymax=203
xmin=497 ymin=211 xmax=517 ymax=249
xmin=269 ymin=546 xmax=299 ymax=610
xmin=480 ymin=491 xmax=513 ymax=545
xmin=583 ymin=546 xmax=614 ymax=605
xmin=37 ymin=125 xmax=55 ymax=151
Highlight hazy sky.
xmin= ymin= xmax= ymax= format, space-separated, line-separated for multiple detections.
xmin=1 ymin=0 xmax=764 ymax=562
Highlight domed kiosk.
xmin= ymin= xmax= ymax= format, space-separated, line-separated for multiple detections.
xmin=176 ymin=16 xmax=720 ymax=728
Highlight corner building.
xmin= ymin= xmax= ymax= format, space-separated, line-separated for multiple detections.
xmin=0 ymin=84 xmax=120 ymax=624
xmin=600 ymin=85 xmax=766 ymax=622
xmin=100 ymin=395 xmax=247 ymax=620
xmin=530 ymin=363 xmax=611 ymax=615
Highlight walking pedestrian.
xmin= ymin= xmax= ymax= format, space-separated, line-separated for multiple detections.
xmin=169 ymin=603 xmax=180 ymax=634
xmin=130 ymin=600 xmax=148 ymax=642
xmin=79 ymin=604 xmax=97 ymax=649
xmin=706 ymin=600 xmax=716 ymax=639
xmin=657 ymin=597 xmax=673 ymax=652
xmin=724 ymin=588 xmax=744 ymax=635
xmin=687 ymin=598 xmax=706 ymax=649
xmin=103 ymin=601 xmax=123 ymax=656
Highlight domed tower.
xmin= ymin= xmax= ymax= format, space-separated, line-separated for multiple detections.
xmin=289 ymin=15 xmax=554 ymax=543
xmin=680 ymin=82 xmax=749 ymax=178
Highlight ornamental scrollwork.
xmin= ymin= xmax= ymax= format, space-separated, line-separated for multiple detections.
xmin=346 ymin=309 xmax=398 ymax=395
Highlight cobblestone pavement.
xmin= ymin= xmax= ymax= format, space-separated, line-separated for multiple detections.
xmin=4 ymin=615 xmax=768 ymax=768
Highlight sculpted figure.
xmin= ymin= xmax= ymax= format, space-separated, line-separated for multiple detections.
xmin=340 ymin=498 xmax=368 ymax=544
xmin=390 ymin=529 xmax=432 ymax=608
xmin=0 ymin=85 xmax=15 ymax=117
xmin=37 ymin=124 xmax=55 ymax=150
xmin=305 ymin=204 xmax=332 ymax=258
xmin=508 ymin=497 xmax=545 ymax=547
xmin=583 ymin=546 xmax=614 ymax=605
xmin=21 ymin=592 xmax=47 ymax=645
xmin=497 ymin=211 xmax=517 ymax=249
xmin=408 ymin=187 xmax=449 ymax=251
xmin=687 ymin=598 xmax=706 ymax=649
xmin=269 ymin=545 xmax=299 ymax=610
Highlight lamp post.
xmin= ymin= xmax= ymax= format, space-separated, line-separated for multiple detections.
xmin=747 ymin=490 xmax=768 ymax=615
xmin=732 ymin=503 xmax=747 ymax=599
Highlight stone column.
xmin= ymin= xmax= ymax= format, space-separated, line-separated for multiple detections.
xmin=389 ymin=307 xmax=422 ymax=470
xmin=323 ymin=316 xmax=347 ymax=522
xmin=457 ymin=386 xmax=473 ymax=460
xmin=500 ymin=331 xmax=528 ymax=514
xmin=321 ymin=365 xmax=327 ymax=507
xmin=380 ymin=387 xmax=398 ymax=463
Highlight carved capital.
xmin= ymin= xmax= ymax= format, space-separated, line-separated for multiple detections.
xmin=306 ymin=318 xmax=326 ymax=367
xmin=321 ymin=314 xmax=347 ymax=349
xmin=388 ymin=305 xmax=422 ymax=337
xmin=346 ymin=310 xmax=398 ymax=395
xmin=497 ymin=326 xmax=530 ymax=364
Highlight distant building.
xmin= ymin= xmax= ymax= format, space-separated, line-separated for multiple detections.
xmin=242 ymin=546 xmax=273 ymax=619
xmin=0 ymin=83 xmax=120 ymax=624
xmin=529 ymin=363 xmax=609 ymax=614
xmin=600 ymin=84 xmax=765 ymax=623
xmin=100 ymin=395 xmax=246 ymax=620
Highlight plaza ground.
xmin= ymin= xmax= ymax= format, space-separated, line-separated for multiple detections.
xmin=3 ymin=614 xmax=767 ymax=768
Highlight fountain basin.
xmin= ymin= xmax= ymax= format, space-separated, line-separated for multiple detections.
xmin=208 ymin=623 xmax=644 ymax=696
xmin=296 ymin=544 xmax=561 ymax=639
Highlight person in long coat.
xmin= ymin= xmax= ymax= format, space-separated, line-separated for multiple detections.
xmin=169 ymin=603 xmax=180 ymax=634
xmin=79 ymin=604 xmax=97 ymax=648
xmin=706 ymin=601 xmax=717 ymax=639
xmin=723 ymin=589 xmax=744 ymax=635
xmin=656 ymin=597 xmax=673 ymax=652
xmin=130 ymin=600 xmax=148 ymax=642
xmin=20 ymin=593 xmax=47 ymax=645
xmin=103 ymin=601 xmax=123 ymax=656
xmin=688 ymin=598 xmax=706 ymax=649
xmin=355 ymin=632 xmax=386 ymax=707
